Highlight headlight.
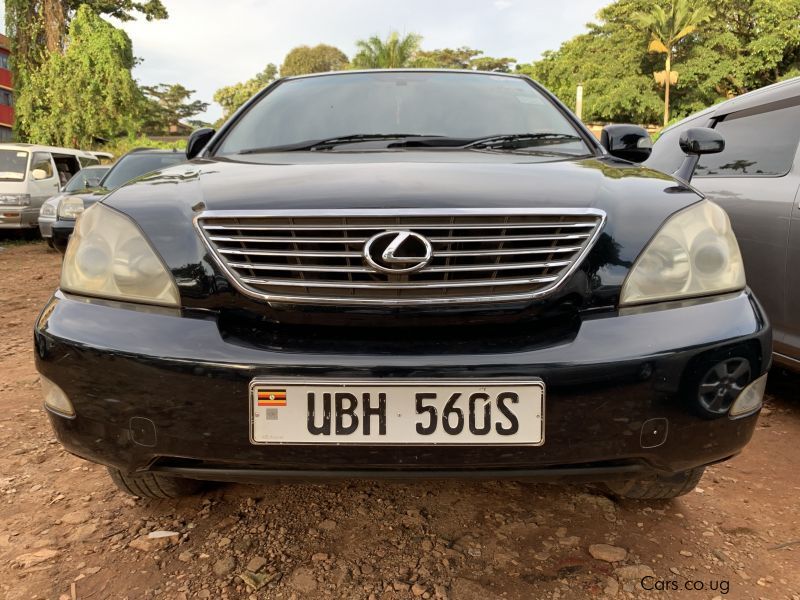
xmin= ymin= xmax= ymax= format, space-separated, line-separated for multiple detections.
xmin=40 ymin=201 xmax=58 ymax=218
xmin=620 ymin=200 xmax=745 ymax=306
xmin=0 ymin=193 xmax=31 ymax=206
xmin=57 ymin=196 xmax=85 ymax=220
xmin=61 ymin=203 xmax=180 ymax=307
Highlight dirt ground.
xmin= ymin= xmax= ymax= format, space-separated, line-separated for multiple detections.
xmin=1 ymin=239 xmax=799 ymax=600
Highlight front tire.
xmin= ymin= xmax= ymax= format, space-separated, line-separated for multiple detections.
xmin=605 ymin=467 xmax=705 ymax=499
xmin=107 ymin=467 xmax=203 ymax=498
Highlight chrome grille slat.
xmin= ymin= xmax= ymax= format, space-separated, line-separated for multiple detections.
xmin=427 ymin=233 xmax=590 ymax=242
xmin=240 ymin=275 xmax=560 ymax=289
xmin=209 ymin=235 xmax=370 ymax=244
xmin=202 ymin=222 xmax=597 ymax=231
xmin=196 ymin=209 xmax=605 ymax=306
xmin=218 ymin=248 xmax=362 ymax=258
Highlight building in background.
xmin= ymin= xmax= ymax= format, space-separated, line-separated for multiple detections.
xmin=0 ymin=34 xmax=12 ymax=142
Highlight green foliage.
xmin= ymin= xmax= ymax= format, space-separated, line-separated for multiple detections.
xmin=68 ymin=0 xmax=168 ymax=22
xmin=141 ymin=83 xmax=209 ymax=135
xmin=632 ymin=0 xmax=713 ymax=53
xmin=411 ymin=47 xmax=483 ymax=69
xmin=280 ymin=44 xmax=349 ymax=76
xmin=411 ymin=47 xmax=516 ymax=72
xmin=98 ymin=134 xmax=185 ymax=157
xmin=5 ymin=0 xmax=167 ymax=140
xmin=15 ymin=5 xmax=143 ymax=146
xmin=352 ymin=32 xmax=423 ymax=68
xmin=520 ymin=0 xmax=800 ymax=124
xmin=213 ymin=64 xmax=278 ymax=118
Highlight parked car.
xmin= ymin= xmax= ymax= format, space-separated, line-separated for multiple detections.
xmin=50 ymin=148 xmax=186 ymax=253
xmin=0 ymin=144 xmax=99 ymax=232
xmin=38 ymin=165 xmax=110 ymax=247
xmin=647 ymin=76 xmax=800 ymax=370
xmin=87 ymin=151 xmax=114 ymax=165
xmin=35 ymin=70 xmax=770 ymax=501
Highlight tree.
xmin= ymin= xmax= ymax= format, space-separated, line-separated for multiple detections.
xmin=470 ymin=55 xmax=517 ymax=73
xmin=411 ymin=47 xmax=483 ymax=69
xmin=352 ymin=32 xmax=422 ymax=68
xmin=5 ymin=0 xmax=167 ymax=140
xmin=281 ymin=44 xmax=349 ymax=76
xmin=411 ymin=47 xmax=516 ymax=72
xmin=141 ymin=84 xmax=210 ymax=135
xmin=633 ymin=0 xmax=713 ymax=127
xmin=213 ymin=64 xmax=278 ymax=118
xmin=518 ymin=0 xmax=800 ymax=125
xmin=15 ymin=5 xmax=143 ymax=146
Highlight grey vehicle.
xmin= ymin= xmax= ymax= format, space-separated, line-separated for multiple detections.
xmin=647 ymin=76 xmax=800 ymax=370
xmin=38 ymin=165 xmax=110 ymax=245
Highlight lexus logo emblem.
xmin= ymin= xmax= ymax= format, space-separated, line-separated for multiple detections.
xmin=363 ymin=230 xmax=433 ymax=274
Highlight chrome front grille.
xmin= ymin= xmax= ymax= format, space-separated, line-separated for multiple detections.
xmin=196 ymin=209 xmax=605 ymax=306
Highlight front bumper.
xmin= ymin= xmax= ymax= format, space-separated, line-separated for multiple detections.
xmin=51 ymin=219 xmax=75 ymax=252
xmin=34 ymin=290 xmax=770 ymax=482
xmin=0 ymin=206 xmax=38 ymax=229
xmin=38 ymin=215 xmax=55 ymax=238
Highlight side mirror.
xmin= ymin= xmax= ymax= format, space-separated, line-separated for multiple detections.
xmin=673 ymin=127 xmax=725 ymax=183
xmin=31 ymin=168 xmax=49 ymax=181
xmin=186 ymin=128 xmax=215 ymax=160
xmin=600 ymin=124 xmax=652 ymax=163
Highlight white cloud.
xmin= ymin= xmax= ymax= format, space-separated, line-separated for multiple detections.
xmin=493 ymin=1 xmax=513 ymax=10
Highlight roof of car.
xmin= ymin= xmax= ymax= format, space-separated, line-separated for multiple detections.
xmin=0 ymin=143 xmax=97 ymax=157
xmin=124 ymin=148 xmax=183 ymax=155
xmin=662 ymin=75 xmax=800 ymax=134
xmin=281 ymin=68 xmax=525 ymax=82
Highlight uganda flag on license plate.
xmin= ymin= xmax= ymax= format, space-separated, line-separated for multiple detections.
xmin=257 ymin=389 xmax=287 ymax=407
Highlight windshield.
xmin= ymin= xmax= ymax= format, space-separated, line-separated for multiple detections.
xmin=64 ymin=166 xmax=110 ymax=191
xmin=216 ymin=72 xmax=589 ymax=155
xmin=0 ymin=149 xmax=29 ymax=181
xmin=101 ymin=153 xmax=185 ymax=190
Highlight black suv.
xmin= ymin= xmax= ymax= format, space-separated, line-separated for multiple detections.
xmin=51 ymin=148 xmax=186 ymax=252
xmin=35 ymin=70 xmax=770 ymax=499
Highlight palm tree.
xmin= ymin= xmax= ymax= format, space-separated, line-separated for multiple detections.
xmin=634 ymin=0 xmax=712 ymax=127
xmin=352 ymin=32 xmax=422 ymax=69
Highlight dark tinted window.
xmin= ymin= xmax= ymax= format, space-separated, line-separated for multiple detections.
xmin=101 ymin=152 xmax=185 ymax=189
xmin=695 ymin=104 xmax=800 ymax=177
xmin=217 ymin=72 xmax=588 ymax=155
xmin=64 ymin=166 xmax=110 ymax=191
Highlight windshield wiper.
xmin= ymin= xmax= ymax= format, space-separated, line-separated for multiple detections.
xmin=238 ymin=134 xmax=445 ymax=154
xmin=463 ymin=133 xmax=583 ymax=150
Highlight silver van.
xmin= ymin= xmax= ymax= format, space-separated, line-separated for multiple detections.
xmin=647 ymin=76 xmax=800 ymax=370
xmin=0 ymin=143 xmax=99 ymax=230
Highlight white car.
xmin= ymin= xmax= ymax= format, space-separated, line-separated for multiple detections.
xmin=0 ymin=143 xmax=99 ymax=231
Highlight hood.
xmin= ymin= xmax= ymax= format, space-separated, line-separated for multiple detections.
xmin=103 ymin=152 xmax=702 ymax=320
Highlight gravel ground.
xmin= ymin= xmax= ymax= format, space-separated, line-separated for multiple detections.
xmin=1 ymin=239 xmax=799 ymax=600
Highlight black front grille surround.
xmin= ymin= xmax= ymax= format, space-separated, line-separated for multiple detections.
xmin=195 ymin=209 xmax=606 ymax=306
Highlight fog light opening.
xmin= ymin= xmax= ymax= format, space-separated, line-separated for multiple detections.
xmin=729 ymin=373 xmax=768 ymax=418
xmin=40 ymin=375 xmax=75 ymax=417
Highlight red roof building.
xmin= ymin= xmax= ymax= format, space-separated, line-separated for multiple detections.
xmin=0 ymin=34 xmax=13 ymax=141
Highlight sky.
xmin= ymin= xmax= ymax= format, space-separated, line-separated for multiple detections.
xmin=0 ymin=0 xmax=609 ymax=122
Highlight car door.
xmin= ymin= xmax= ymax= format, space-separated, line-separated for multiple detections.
xmin=783 ymin=143 xmax=800 ymax=365
xmin=691 ymin=103 xmax=800 ymax=351
xmin=28 ymin=151 xmax=60 ymax=210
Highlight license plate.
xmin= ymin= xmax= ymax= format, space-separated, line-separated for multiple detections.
xmin=249 ymin=380 xmax=544 ymax=445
